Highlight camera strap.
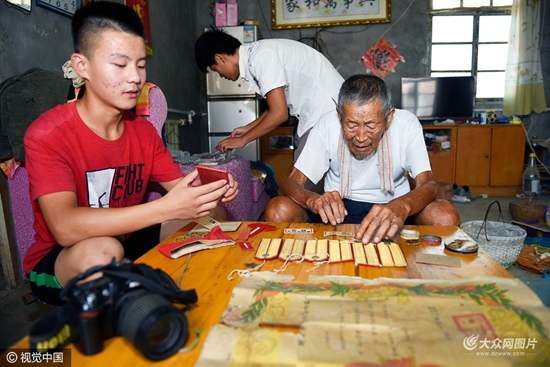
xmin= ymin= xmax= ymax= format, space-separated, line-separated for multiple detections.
xmin=28 ymin=305 xmax=76 ymax=353
xmin=101 ymin=264 xmax=198 ymax=304
xmin=59 ymin=261 xmax=198 ymax=305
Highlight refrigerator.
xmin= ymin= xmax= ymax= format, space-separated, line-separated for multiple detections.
xmin=206 ymin=25 xmax=261 ymax=161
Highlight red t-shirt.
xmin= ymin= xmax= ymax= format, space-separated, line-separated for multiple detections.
xmin=22 ymin=102 xmax=183 ymax=274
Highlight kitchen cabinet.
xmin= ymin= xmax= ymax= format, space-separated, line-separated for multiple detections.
xmin=261 ymin=127 xmax=295 ymax=193
xmin=455 ymin=125 xmax=524 ymax=196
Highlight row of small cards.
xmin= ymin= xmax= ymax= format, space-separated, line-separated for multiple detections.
xmin=255 ymin=238 xmax=407 ymax=267
xmin=283 ymin=228 xmax=355 ymax=236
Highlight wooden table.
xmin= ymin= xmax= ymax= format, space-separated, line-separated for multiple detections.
xmin=9 ymin=223 xmax=513 ymax=366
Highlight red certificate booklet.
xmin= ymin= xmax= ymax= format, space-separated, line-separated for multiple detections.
xmin=196 ymin=165 xmax=229 ymax=184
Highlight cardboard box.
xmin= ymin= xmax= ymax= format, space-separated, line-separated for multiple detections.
xmin=215 ymin=3 xmax=226 ymax=27
xmin=432 ymin=141 xmax=451 ymax=151
xmin=512 ymin=220 xmax=550 ymax=239
xmin=226 ymin=0 xmax=238 ymax=26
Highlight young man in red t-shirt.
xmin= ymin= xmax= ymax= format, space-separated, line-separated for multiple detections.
xmin=23 ymin=1 xmax=238 ymax=305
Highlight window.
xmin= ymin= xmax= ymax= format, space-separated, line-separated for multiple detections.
xmin=430 ymin=0 xmax=513 ymax=100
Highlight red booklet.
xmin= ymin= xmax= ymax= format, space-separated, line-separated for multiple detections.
xmin=196 ymin=165 xmax=229 ymax=184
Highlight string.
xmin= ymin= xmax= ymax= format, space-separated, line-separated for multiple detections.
xmin=176 ymin=254 xmax=201 ymax=354
xmin=173 ymin=230 xmax=207 ymax=243
xmin=178 ymin=253 xmax=193 ymax=289
xmin=227 ymin=260 xmax=266 ymax=281
xmin=179 ymin=327 xmax=202 ymax=353
xmin=272 ymin=253 xmax=305 ymax=274
xmin=306 ymin=253 xmax=331 ymax=272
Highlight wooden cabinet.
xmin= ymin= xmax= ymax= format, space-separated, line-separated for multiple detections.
xmin=422 ymin=126 xmax=456 ymax=183
xmin=261 ymin=127 xmax=295 ymax=193
xmin=489 ymin=127 xmax=525 ymax=187
xmin=422 ymin=124 xmax=525 ymax=196
xmin=455 ymin=126 xmax=491 ymax=186
xmin=454 ymin=125 xmax=525 ymax=196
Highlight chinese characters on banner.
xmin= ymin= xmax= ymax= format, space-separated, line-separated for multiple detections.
xmin=124 ymin=0 xmax=153 ymax=57
xmin=360 ymin=38 xmax=404 ymax=79
xmin=284 ymin=0 xmax=380 ymax=19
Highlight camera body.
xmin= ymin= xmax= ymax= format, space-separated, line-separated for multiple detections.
xmin=31 ymin=261 xmax=197 ymax=361
xmin=66 ymin=266 xmax=141 ymax=355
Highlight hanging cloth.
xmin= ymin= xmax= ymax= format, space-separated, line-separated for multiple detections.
xmin=503 ymin=0 xmax=547 ymax=116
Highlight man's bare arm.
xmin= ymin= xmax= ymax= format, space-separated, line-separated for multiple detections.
xmin=216 ymin=87 xmax=288 ymax=151
xmin=39 ymin=171 xmax=229 ymax=246
xmin=283 ymin=168 xmax=347 ymax=225
xmin=355 ymin=170 xmax=438 ymax=243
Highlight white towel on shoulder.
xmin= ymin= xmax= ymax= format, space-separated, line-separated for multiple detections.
xmin=338 ymin=129 xmax=394 ymax=198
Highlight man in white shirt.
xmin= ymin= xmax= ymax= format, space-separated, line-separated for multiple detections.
xmin=264 ymin=75 xmax=460 ymax=244
xmin=195 ymin=29 xmax=344 ymax=159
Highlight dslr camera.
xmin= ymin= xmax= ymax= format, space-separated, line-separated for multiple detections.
xmin=29 ymin=260 xmax=198 ymax=361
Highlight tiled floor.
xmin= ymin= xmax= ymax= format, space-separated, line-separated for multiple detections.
xmin=1 ymin=195 xmax=548 ymax=349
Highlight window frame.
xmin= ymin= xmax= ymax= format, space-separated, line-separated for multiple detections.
xmin=429 ymin=3 xmax=512 ymax=103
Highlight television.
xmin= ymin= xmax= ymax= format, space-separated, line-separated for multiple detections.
xmin=401 ymin=76 xmax=476 ymax=123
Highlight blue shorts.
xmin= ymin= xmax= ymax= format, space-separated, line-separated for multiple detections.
xmin=307 ymin=198 xmax=415 ymax=225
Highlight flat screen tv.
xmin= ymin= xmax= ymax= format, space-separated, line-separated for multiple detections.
xmin=401 ymin=76 xmax=475 ymax=122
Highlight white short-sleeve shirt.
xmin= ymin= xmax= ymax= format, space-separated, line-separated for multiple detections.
xmin=238 ymin=39 xmax=344 ymax=137
xmin=294 ymin=109 xmax=431 ymax=203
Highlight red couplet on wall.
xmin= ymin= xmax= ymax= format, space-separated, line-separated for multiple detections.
xmin=125 ymin=0 xmax=153 ymax=57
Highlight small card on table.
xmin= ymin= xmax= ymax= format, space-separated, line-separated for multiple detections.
xmin=415 ymin=253 xmax=461 ymax=268
xmin=324 ymin=231 xmax=355 ymax=237
xmin=284 ymin=228 xmax=314 ymax=234
xmin=191 ymin=216 xmax=241 ymax=232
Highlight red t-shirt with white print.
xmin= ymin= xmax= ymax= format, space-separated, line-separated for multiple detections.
xmin=22 ymin=102 xmax=182 ymax=274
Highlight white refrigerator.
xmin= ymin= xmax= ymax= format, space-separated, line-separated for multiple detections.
xmin=206 ymin=25 xmax=261 ymax=161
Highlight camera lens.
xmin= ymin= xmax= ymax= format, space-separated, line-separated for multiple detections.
xmin=143 ymin=313 xmax=184 ymax=353
xmin=117 ymin=290 xmax=188 ymax=361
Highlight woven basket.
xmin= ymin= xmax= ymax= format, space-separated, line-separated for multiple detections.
xmin=461 ymin=201 xmax=526 ymax=268
xmin=509 ymin=193 xmax=547 ymax=221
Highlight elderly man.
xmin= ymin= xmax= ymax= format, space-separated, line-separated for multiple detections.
xmin=265 ymin=75 xmax=460 ymax=244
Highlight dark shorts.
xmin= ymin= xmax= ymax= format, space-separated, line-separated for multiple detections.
xmin=121 ymin=223 xmax=162 ymax=261
xmin=307 ymin=198 xmax=415 ymax=225
xmin=27 ymin=224 xmax=161 ymax=306
xmin=28 ymin=245 xmax=64 ymax=305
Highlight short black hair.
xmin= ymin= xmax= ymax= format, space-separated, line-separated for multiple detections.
xmin=71 ymin=0 xmax=146 ymax=56
xmin=194 ymin=27 xmax=242 ymax=73
xmin=338 ymin=75 xmax=393 ymax=119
